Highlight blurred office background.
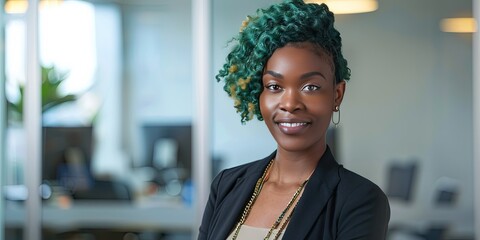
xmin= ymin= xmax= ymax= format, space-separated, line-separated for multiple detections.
xmin=0 ymin=0 xmax=478 ymax=239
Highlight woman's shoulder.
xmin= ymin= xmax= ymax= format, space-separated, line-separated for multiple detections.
xmin=333 ymin=166 xmax=391 ymax=237
xmin=336 ymin=166 xmax=388 ymax=201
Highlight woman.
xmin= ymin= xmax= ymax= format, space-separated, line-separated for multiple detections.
xmin=199 ymin=0 xmax=390 ymax=239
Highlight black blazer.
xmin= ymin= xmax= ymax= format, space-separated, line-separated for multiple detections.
xmin=198 ymin=147 xmax=390 ymax=240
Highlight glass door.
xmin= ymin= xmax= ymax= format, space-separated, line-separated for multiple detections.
xmin=3 ymin=0 xmax=200 ymax=239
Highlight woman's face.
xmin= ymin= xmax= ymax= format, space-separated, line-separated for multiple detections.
xmin=259 ymin=43 xmax=345 ymax=153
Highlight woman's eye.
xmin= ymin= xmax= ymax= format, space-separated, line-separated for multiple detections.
xmin=266 ymin=84 xmax=281 ymax=91
xmin=303 ymin=85 xmax=320 ymax=91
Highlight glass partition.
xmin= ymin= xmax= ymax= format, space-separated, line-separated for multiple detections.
xmin=4 ymin=2 xmax=27 ymax=238
xmin=4 ymin=0 xmax=195 ymax=239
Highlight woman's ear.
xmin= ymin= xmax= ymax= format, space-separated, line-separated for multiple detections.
xmin=334 ymin=80 xmax=346 ymax=107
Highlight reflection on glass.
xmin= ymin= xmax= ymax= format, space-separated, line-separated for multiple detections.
xmin=5 ymin=0 xmax=194 ymax=239
xmin=4 ymin=3 xmax=26 ymax=238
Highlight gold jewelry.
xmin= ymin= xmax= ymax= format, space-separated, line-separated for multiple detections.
xmin=264 ymin=180 xmax=307 ymax=239
xmin=231 ymin=160 xmax=309 ymax=240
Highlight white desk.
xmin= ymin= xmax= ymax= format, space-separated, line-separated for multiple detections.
xmin=389 ymin=203 xmax=475 ymax=239
xmin=5 ymin=200 xmax=194 ymax=232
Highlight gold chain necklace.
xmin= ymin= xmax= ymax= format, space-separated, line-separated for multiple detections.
xmin=231 ymin=160 xmax=309 ymax=240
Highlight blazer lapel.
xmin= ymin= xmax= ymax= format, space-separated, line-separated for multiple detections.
xmin=282 ymin=147 xmax=341 ymax=239
xmin=211 ymin=153 xmax=274 ymax=240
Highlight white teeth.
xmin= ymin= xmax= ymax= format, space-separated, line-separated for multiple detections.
xmin=279 ymin=122 xmax=307 ymax=127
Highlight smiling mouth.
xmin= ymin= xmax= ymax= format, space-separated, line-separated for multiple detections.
xmin=278 ymin=122 xmax=309 ymax=127
xmin=276 ymin=122 xmax=310 ymax=134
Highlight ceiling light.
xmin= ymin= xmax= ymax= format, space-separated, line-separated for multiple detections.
xmin=5 ymin=0 xmax=28 ymax=14
xmin=304 ymin=0 xmax=378 ymax=14
xmin=4 ymin=0 xmax=63 ymax=14
xmin=40 ymin=0 xmax=62 ymax=9
xmin=440 ymin=18 xmax=477 ymax=33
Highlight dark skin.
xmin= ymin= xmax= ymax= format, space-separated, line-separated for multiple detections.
xmin=244 ymin=42 xmax=346 ymax=228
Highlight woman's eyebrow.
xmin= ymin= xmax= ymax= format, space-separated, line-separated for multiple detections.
xmin=263 ymin=70 xmax=327 ymax=81
xmin=263 ymin=70 xmax=283 ymax=79
xmin=300 ymin=71 xmax=326 ymax=81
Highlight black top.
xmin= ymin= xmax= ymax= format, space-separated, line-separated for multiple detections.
xmin=198 ymin=147 xmax=390 ymax=240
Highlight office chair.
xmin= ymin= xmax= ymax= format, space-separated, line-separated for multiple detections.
xmin=386 ymin=161 xmax=417 ymax=202
xmin=386 ymin=161 xmax=459 ymax=240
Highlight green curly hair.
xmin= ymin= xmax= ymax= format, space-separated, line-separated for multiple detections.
xmin=216 ymin=0 xmax=351 ymax=123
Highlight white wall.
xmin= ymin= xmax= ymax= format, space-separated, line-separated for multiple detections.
xmin=121 ymin=0 xmax=193 ymax=166
xmin=337 ymin=0 xmax=473 ymax=231
xmin=474 ymin=0 xmax=480 ymax=235
xmin=211 ymin=0 xmax=474 ymax=234
xmin=91 ymin=4 xmax=128 ymax=177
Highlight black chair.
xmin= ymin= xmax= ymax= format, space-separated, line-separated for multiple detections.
xmin=386 ymin=161 xmax=454 ymax=240
xmin=386 ymin=161 xmax=417 ymax=202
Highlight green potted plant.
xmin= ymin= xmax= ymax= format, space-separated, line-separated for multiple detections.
xmin=6 ymin=65 xmax=81 ymax=185
xmin=7 ymin=65 xmax=77 ymax=123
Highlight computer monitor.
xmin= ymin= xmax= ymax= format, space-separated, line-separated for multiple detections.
xmin=42 ymin=126 xmax=94 ymax=183
xmin=142 ymin=124 xmax=192 ymax=180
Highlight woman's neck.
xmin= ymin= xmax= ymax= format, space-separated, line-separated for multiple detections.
xmin=269 ymin=144 xmax=327 ymax=185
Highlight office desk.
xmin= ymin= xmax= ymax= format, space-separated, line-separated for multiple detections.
xmin=389 ymin=203 xmax=475 ymax=239
xmin=5 ymin=200 xmax=194 ymax=232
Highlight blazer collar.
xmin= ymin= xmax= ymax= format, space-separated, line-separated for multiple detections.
xmin=213 ymin=151 xmax=275 ymax=240
xmin=283 ymin=146 xmax=341 ymax=239
xmin=212 ymin=148 xmax=340 ymax=240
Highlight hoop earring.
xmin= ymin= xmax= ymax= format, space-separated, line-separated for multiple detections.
xmin=332 ymin=106 xmax=340 ymax=127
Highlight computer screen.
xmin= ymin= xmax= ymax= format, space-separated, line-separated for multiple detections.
xmin=42 ymin=126 xmax=94 ymax=182
xmin=142 ymin=124 xmax=192 ymax=180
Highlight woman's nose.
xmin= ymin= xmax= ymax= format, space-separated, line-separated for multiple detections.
xmin=279 ymin=89 xmax=304 ymax=113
